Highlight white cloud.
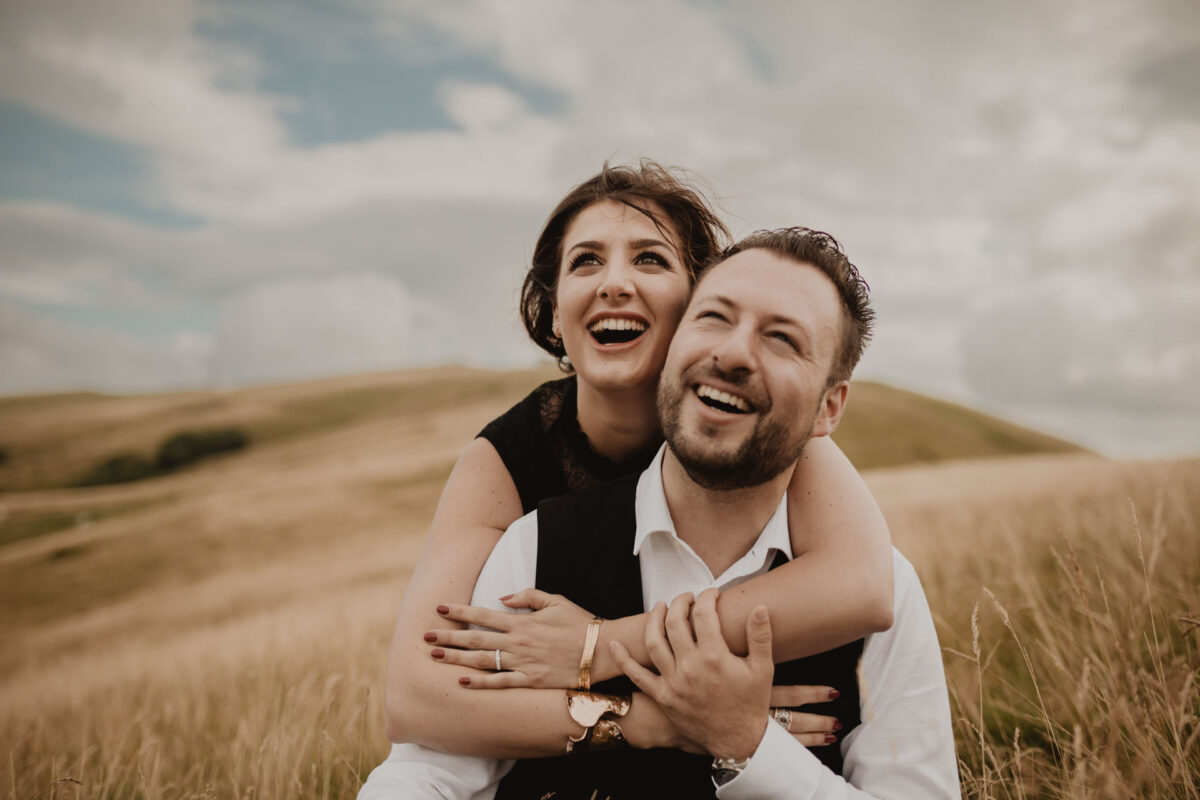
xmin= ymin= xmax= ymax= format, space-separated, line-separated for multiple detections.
xmin=961 ymin=274 xmax=1200 ymax=413
xmin=212 ymin=272 xmax=422 ymax=385
xmin=0 ymin=300 xmax=210 ymax=394
xmin=1 ymin=0 xmax=1198 ymax=456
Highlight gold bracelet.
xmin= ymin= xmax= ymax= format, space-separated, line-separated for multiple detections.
xmin=578 ymin=617 xmax=603 ymax=691
xmin=565 ymin=689 xmax=631 ymax=754
xmin=588 ymin=718 xmax=628 ymax=751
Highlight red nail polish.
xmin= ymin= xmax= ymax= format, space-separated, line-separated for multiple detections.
xmin=832 ymin=720 xmax=843 ymax=731
xmin=436 ymin=605 xmax=450 ymax=615
xmin=824 ymin=733 xmax=837 ymax=744
xmin=499 ymin=594 xmax=513 ymax=602
xmin=459 ymin=676 xmax=471 ymax=686
xmin=423 ymin=632 xmax=437 ymax=643
xmin=431 ymin=649 xmax=444 ymax=659
xmin=828 ymin=689 xmax=840 ymax=700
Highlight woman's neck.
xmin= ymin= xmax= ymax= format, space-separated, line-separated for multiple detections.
xmin=574 ymin=378 xmax=661 ymax=464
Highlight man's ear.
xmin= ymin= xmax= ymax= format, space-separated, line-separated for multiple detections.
xmin=810 ymin=380 xmax=849 ymax=438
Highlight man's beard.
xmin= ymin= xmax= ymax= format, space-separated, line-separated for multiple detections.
xmin=657 ymin=364 xmax=815 ymax=492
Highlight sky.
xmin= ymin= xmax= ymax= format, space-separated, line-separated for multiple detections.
xmin=1 ymin=0 xmax=1198 ymax=458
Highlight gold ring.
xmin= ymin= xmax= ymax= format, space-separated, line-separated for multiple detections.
xmin=771 ymin=707 xmax=792 ymax=730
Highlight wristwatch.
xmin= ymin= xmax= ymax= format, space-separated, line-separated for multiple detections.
xmin=711 ymin=755 xmax=751 ymax=788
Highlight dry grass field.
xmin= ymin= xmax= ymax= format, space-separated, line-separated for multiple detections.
xmin=1 ymin=368 xmax=1196 ymax=799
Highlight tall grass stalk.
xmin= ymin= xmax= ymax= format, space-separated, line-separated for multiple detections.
xmin=930 ymin=462 xmax=1199 ymax=799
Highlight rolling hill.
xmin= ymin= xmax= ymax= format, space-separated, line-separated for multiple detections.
xmin=0 ymin=368 xmax=1082 ymax=495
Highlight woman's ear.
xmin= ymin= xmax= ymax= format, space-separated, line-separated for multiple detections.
xmin=552 ymin=308 xmax=562 ymax=340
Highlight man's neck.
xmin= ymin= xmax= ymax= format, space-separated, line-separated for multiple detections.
xmin=660 ymin=448 xmax=792 ymax=579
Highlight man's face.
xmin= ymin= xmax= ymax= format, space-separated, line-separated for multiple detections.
xmin=657 ymin=248 xmax=848 ymax=490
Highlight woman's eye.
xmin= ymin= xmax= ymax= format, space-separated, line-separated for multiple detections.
xmin=569 ymin=252 xmax=602 ymax=270
xmin=634 ymin=251 xmax=671 ymax=268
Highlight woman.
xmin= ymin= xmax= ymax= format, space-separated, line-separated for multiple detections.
xmin=380 ymin=161 xmax=893 ymax=761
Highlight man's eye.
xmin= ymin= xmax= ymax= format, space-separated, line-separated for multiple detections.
xmin=769 ymin=332 xmax=799 ymax=351
xmin=697 ymin=310 xmax=727 ymax=322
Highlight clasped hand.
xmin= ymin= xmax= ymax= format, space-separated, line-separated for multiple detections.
xmin=427 ymin=587 xmax=841 ymax=754
xmin=427 ymin=588 xmax=593 ymax=689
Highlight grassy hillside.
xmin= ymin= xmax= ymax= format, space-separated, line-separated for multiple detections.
xmin=833 ymin=381 xmax=1084 ymax=469
xmin=0 ymin=366 xmax=558 ymax=493
xmin=0 ymin=366 xmax=1195 ymax=799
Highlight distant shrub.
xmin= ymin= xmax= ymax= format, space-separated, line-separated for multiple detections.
xmin=76 ymin=453 xmax=157 ymax=486
xmin=0 ymin=446 xmax=8 ymax=465
xmin=76 ymin=427 xmax=250 ymax=487
xmin=156 ymin=428 xmax=249 ymax=471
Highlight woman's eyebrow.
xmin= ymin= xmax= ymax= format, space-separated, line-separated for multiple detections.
xmin=565 ymin=240 xmax=605 ymax=253
xmin=629 ymin=237 xmax=674 ymax=251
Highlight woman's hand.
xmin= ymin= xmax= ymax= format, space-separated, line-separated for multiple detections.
xmin=769 ymin=684 xmax=844 ymax=747
xmin=426 ymin=589 xmax=595 ymax=689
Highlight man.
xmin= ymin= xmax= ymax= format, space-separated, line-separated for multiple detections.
xmin=360 ymin=228 xmax=959 ymax=798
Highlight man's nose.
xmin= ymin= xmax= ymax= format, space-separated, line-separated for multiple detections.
xmin=710 ymin=324 xmax=757 ymax=374
xmin=597 ymin=260 xmax=636 ymax=300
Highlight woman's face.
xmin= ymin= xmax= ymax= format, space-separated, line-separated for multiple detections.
xmin=553 ymin=199 xmax=692 ymax=397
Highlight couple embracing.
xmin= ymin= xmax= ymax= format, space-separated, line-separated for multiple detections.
xmin=359 ymin=162 xmax=959 ymax=799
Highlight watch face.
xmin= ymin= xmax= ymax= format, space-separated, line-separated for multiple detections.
xmin=711 ymin=756 xmax=749 ymax=788
xmin=712 ymin=768 xmax=740 ymax=788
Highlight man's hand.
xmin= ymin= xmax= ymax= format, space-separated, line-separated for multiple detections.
xmin=610 ymin=588 xmax=773 ymax=760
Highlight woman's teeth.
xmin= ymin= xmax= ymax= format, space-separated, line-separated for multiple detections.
xmin=588 ymin=318 xmax=647 ymax=345
xmin=588 ymin=318 xmax=647 ymax=333
xmin=695 ymin=384 xmax=752 ymax=414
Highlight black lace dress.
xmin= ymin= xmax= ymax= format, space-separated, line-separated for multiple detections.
xmin=477 ymin=377 xmax=662 ymax=514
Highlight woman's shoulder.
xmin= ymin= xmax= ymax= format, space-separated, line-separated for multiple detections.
xmin=478 ymin=376 xmax=574 ymax=442
xmin=477 ymin=376 xmax=574 ymax=513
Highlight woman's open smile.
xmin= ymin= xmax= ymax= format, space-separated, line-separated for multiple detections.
xmin=553 ymin=199 xmax=691 ymax=395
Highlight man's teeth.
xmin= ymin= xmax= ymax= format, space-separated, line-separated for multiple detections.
xmin=696 ymin=384 xmax=751 ymax=413
xmin=588 ymin=318 xmax=647 ymax=333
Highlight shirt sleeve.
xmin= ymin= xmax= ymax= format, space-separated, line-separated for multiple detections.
xmin=356 ymin=743 xmax=511 ymax=800
xmin=356 ymin=512 xmax=541 ymax=800
xmin=717 ymin=550 xmax=961 ymax=800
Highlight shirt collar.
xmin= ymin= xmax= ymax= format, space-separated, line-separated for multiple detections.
xmin=633 ymin=444 xmax=794 ymax=564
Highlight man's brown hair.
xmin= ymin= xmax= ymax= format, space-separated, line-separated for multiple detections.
xmin=712 ymin=228 xmax=874 ymax=385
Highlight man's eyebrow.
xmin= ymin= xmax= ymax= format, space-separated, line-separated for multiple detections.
xmin=706 ymin=294 xmax=736 ymax=308
xmin=702 ymin=294 xmax=812 ymax=333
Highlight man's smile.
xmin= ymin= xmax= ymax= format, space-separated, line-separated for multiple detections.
xmin=694 ymin=383 xmax=755 ymax=414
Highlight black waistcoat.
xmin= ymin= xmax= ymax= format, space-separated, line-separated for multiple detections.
xmin=495 ymin=473 xmax=864 ymax=800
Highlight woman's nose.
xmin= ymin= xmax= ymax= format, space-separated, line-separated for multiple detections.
xmin=597 ymin=260 xmax=636 ymax=300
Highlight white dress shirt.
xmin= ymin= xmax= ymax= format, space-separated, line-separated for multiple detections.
xmin=359 ymin=446 xmax=959 ymax=799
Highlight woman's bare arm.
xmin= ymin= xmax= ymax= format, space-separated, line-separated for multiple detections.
xmin=717 ymin=435 xmax=893 ymax=653
xmin=589 ymin=437 xmax=892 ymax=679
xmin=433 ymin=436 xmax=893 ymax=686
xmin=383 ymin=437 xmax=524 ymax=742
xmin=392 ymin=436 xmax=887 ymax=753
xmin=383 ymin=437 xmax=694 ymax=756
